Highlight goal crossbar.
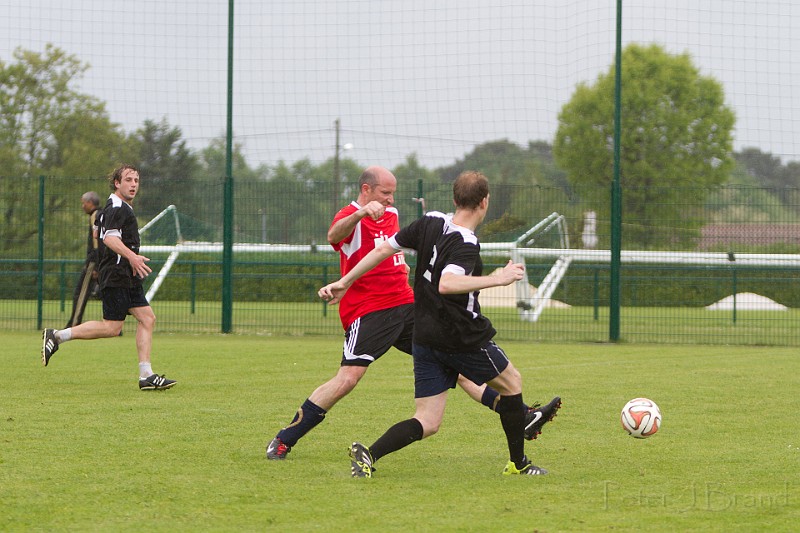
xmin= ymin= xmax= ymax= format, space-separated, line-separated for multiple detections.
xmin=141 ymin=241 xmax=800 ymax=267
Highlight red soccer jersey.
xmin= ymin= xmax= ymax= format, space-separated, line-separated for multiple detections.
xmin=330 ymin=202 xmax=414 ymax=329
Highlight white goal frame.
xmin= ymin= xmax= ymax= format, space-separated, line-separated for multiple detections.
xmin=138 ymin=207 xmax=800 ymax=314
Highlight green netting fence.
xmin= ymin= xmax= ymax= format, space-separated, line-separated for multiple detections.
xmin=2 ymin=176 xmax=798 ymax=345
xmin=3 ymin=1 xmax=800 ymax=345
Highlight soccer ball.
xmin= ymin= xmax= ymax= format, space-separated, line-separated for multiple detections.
xmin=620 ymin=398 xmax=661 ymax=438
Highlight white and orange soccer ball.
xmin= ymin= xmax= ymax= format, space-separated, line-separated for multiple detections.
xmin=620 ymin=398 xmax=661 ymax=438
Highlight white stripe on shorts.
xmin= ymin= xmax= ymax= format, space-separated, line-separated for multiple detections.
xmin=343 ymin=316 xmax=376 ymax=363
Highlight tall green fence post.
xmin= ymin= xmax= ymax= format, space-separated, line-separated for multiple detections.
xmin=60 ymin=261 xmax=67 ymax=312
xmin=609 ymin=0 xmax=623 ymax=341
xmin=37 ymin=175 xmax=45 ymax=330
xmin=190 ymin=262 xmax=197 ymax=315
xmin=221 ymin=0 xmax=235 ymax=333
xmin=322 ymin=264 xmax=328 ymax=318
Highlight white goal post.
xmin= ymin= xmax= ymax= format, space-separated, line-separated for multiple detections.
xmin=138 ymin=207 xmax=800 ymax=314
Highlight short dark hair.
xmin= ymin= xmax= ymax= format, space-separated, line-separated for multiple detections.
xmin=108 ymin=164 xmax=139 ymax=191
xmin=358 ymin=167 xmax=380 ymax=189
xmin=453 ymin=171 xmax=489 ymax=209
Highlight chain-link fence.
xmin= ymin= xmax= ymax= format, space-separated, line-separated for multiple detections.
xmin=3 ymin=2 xmax=799 ymax=344
xmin=2 ymin=175 xmax=798 ymax=345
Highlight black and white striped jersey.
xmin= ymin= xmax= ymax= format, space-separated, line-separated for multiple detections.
xmin=97 ymin=194 xmax=142 ymax=289
xmin=390 ymin=211 xmax=496 ymax=352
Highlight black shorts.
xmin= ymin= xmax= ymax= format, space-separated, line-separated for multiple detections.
xmin=101 ymin=285 xmax=150 ymax=321
xmin=341 ymin=304 xmax=414 ymax=367
xmin=412 ymin=340 xmax=510 ymax=398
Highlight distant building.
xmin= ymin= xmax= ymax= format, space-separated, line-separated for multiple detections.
xmin=699 ymin=224 xmax=800 ymax=250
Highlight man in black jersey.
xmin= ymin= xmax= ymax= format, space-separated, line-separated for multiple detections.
xmin=320 ymin=170 xmax=558 ymax=477
xmin=65 ymin=191 xmax=101 ymax=328
xmin=41 ymin=165 xmax=177 ymax=391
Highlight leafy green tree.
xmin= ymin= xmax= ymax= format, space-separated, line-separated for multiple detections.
xmin=735 ymin=147 xmax=800 ymax=205
xmin=192 ymin=136 xmax=269 ymax=241
xmin=199 ymin=136 xmax=267 ymax=184
xmin=436 ymin=140 xmax=574 ymax=240
xmin=391 ymin=154 xmax=439 ymax=219
xmin=735 ymin=148 xmax=783 ymax=187
xmin=129 ymin=118 xmax=200 ymax=219
xmin=0 ymin=45 xmax=127 ymax=255
xmin=783 ymin=162 xmax=800 ymax=214
xmin=526 ymin=140 xmax=569 ymax=192
xmin=258 ymin=160 xmax=337 ymax=244
xmin=785 ymin=162 xmax=800 ymax=189
xmin=438 ymin=140 xmax=540 ymax=219
xmin=554 ymin=43 xmax=735 ymax=248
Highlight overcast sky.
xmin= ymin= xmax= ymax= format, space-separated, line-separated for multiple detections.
xmin=2 ymin=0 xmax=798 ymax=169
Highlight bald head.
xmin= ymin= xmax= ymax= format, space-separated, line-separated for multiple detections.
xmin=359 ymin=166 xmax=395 ymax=188
xmin=358 ymin=166 xmax=397 ymax=206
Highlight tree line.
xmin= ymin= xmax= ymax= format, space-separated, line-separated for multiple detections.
xmin=2 ymin=44 xmax=798 ymax=258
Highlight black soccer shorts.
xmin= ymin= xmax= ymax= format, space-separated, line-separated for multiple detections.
xmin=340 ymin=303 xmax=414 ymax=367
xmin=101 ymin=285 xmax=150 ymax=321
xmin=411 ymin=340 xmax=511 ymax=398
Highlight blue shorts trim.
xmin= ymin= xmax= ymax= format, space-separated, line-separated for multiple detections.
xmin=412 ymin=341 xmax=510 ymax=398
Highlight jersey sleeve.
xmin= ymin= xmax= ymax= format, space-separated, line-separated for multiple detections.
xmin=101 ymin=205 xmax=126 ymax=233
xmin=392 ymin=216 xmax=426 ymax=251
xmin=329 ymin=204 xmax=357 ymax=251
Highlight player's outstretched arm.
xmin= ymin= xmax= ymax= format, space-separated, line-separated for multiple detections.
xmin=318 ymin=240 xmax=398 ymax=304
xmin=318 ymin=280 xmax=348 ymax=305
xmin=439 ymin=259 xmax=524 ymax=294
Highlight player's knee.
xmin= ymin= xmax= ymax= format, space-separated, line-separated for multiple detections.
xmin=495 ymin=393 xmax=524 ymax=415
xmin=138 ymin=313 xmax=156 ymax=330
xmin=420 ymin=420 xmax=441 ymax=438
xmin=505 ymin=364 xmax=522 ymax=384
xmin=338 ymin=375 xmax=360 ymax=394
xmin=492 ymin=365 xmax=522 ymax=395
xmin=337 ymin=366 xmax=366 ymax=394
xmin=106 ymin=321 xmax=124 ymax=337
xmin=415 ymin=414 xmax=443 ymax=437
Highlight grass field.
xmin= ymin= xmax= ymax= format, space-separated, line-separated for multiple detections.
xmin=4 ymin=299 xmax=800 ymax=346
xmin=2 ymin=331 xmax=798 ymax=531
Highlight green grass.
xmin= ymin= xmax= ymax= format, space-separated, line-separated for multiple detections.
xmin=4 ymin=299 xmax=800 ymax=345
xmin=2 ymin=331 xmax=799 ymax=531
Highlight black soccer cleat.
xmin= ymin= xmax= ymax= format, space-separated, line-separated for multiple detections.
xmin=138 ymin=374 xmax=177 ymax=390
xmin=349 ymin=442 xmax=374 ymax=478
xmin=266 ymin=437 xmax=291 ymax=460
xmin=503 ymin=456 xmax=548 ymax=476
xmin=42 ymin=328 xmax=59 ymax=366
xmin=524 ymin=396 xmax=562 ymax=441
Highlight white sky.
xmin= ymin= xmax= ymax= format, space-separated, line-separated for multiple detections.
xmin=2 ymin=0 xmax=799 ymax=168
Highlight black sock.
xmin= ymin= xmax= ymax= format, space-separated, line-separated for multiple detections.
xmin=481 ymin=387 xmax=500 ymax=411
xmin=276 ymin=398 xmax=327 ymax=447
xmin=496 ymin=394 xmax=526 ymax=465
xmin=483 ymin=386 xmax=529 ymax=412
xmin=369 ymin=418 xmax=424 ymax=463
